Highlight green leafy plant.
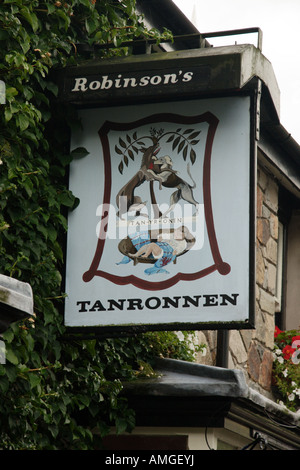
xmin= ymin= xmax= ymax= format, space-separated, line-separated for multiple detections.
xmin=272 ymin=326 xmax=300 ymax=412
xmin=0 ymin=0 xmax=202 ymax=450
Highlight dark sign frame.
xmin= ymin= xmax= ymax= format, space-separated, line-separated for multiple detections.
xmin=59 ymin=49 xmax=258 ymax=336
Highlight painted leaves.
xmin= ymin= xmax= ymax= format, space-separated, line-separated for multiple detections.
xmin=115 ymin=131 xmax=146 ymax=174
xmin=115 ymin=127 xmax=201 ymax=174
xmin=165 ymin=128 xmax=201 ymax=165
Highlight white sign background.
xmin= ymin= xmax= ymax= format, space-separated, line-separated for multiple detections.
xmin=65 ymin=96 xmax=253 ymax=329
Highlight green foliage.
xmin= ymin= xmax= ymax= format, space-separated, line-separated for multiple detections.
xmin=139 ymin=331 xmax=204 ymax=364
xmin=0 ymin=0 xmax=200 ymax=450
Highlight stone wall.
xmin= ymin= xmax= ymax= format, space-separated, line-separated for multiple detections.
xmin=196 ymin=163 xmax=278 ymax=398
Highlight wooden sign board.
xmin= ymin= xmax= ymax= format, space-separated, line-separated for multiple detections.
xmin=64 ymin=93 xmax=256 ymax=333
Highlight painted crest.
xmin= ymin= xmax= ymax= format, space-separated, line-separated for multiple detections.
xmin=83 ymin=112 xmax=230 ymax=290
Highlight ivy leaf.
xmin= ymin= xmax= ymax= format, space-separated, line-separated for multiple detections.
xmin=0 ymin=376 xmax=9 ymax=393
xmin=48 ymin=425 xmax=59 ymax=439
xmin=4 ymin=107 xmax=12 ymax=122
xmin=5 ymin=87 xmax=18 ymax=101
xmin=29 ymin=373 xmax=41 ymax=389
xmin=57 ymin=191 xmax=76 ymax=208
xmin=56 ymin=9 xmax=71 ymax=31
xmin=6 ymin=348 xmax=19 ymax=365
xmin=45 ymin=81 xmax=58 ymax=97
xmin=23 ymin=178 xmax=33 ymax=197
xmin=115 ymin=417 xmax=131 ymax=434
xmin=71 ymin=147 xmax=89 ymax=159
xmin=16 ymin=113 xmax=29 ymax=132
xmin=20 ymin=7 xmax=39 ymax=33
xmin=85 ymin=17 xmax=98 ymax=34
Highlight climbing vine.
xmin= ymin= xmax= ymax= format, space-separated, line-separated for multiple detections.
xmin=0 ymin=0 xmax=201 ymax=450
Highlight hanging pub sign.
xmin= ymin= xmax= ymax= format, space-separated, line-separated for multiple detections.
xmin=61 ymin=48 xmax=256 ymax=333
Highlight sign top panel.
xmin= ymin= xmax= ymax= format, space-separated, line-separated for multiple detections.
xmin=57 ymin=45 xmax=260 ymax=107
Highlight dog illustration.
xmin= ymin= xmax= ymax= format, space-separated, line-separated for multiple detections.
xmin=159 ymin=162 xmax=199 ymax=217
xmin=147 ymin=155 xmax=178 ymax=190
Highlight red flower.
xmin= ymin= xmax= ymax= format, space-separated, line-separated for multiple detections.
xmin=274 ymin=326 xmax=282 ymax=338
xmin=292 ymin=335 xmax=300 ymax=345
xmin=282 ymin=344 xmax=296 ymax=360
xmin=292 ymin=336 xmax=300 ymax=351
